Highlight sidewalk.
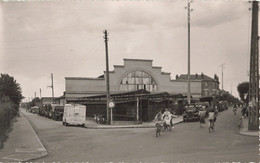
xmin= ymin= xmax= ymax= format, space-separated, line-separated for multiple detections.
xmin=239 ymin=116 xmax=258 ymax=137
xmin=85 ymin=116 xmax=183 ymax=129
xmin=0 ymin=109 xmax=47 ymax=162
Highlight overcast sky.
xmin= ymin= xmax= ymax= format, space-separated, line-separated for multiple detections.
xmin=0 ymin=0 xmax=254 ymax=101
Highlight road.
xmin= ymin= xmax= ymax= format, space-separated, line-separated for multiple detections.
xmin=23 ymin=108 xmax=258 ymax=162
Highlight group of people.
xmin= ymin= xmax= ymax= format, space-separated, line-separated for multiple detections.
xmin=233 ymin=104 xmax=249 ymax=118
xmin=154 ymin=109 xmax=178 ymax=130
xmin=198 ymin=105 xmax=218 ymax=132
xmin=93 ymin=114 xmax=106 ymax=124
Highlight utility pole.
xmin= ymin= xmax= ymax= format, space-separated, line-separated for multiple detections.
xmin=40 ymin=88 xmax=42 ymax=105
xmin=104 ymin=30 xmax=110 ymax=125
xmin=185 ymin=0 xmax=193 ymax=104
xmin=40 ymin=88 xmax=42 ymax=99
xmin=47 ymin=73 xmax=55 ymax=104
xmin=248 ymin=1 xmax=259 ymax=131
xmin=220 ymin=63 xmax=225 ymax=90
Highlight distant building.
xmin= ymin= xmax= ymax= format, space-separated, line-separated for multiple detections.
xmin=40 ymin=97 xmax=54 ymax=105
xmin=65 ymin=59 xmax=204 ymax=102
xmin=176 ymin=73 xmax=220 ymax=97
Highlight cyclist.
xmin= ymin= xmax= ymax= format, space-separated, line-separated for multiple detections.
xmin=208 ymin=109 xmax=215 ymax=132
xmin=233 ymin=104 xmax=237 ymax=115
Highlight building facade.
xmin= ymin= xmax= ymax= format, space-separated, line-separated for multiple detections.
xmin=176 ymin=73 xmax=220 ymax=97
xmin=65 ymin=59 xmax=219 ymax=101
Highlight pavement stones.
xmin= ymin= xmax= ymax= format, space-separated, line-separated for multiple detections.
xmin=0 ymin=109 xmax=47 ymax=162
xmin=239 ymin=116 xmax=258 ymax=137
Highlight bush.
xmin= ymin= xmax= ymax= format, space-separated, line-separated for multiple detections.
xmin=0 ymin=102 xmax=17 ymax=149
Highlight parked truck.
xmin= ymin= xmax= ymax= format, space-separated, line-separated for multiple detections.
xmin=62 ymin=104 xmax=86 ymax=126
xmin=50 ymin=104 xmax=64 ymax=121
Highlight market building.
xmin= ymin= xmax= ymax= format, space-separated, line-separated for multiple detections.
xmin=64 ymin=58 xmax=220 ymax=123
xmin=65 ymin=58 xmax=204 ymax=102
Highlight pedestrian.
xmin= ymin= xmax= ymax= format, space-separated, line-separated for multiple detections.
xmin=198 ymin=107 xmax=206 ymax=128
xmin=17 ymin=109 xmax=20 ymax=118
xmin=245 ymin=106 xmax=249 ymax=118
xmin=94 ymin=114 xmax=97 ymax=123
xmin=241 ymin=106 xmax=246 ymax=118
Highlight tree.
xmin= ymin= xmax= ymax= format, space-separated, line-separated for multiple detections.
xmin=0 ymin=74 xmax=23 ymax=106
xmin=237 ymin=82 xmax=249 ymax=104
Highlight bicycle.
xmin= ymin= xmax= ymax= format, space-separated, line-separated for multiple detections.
xmin=233 ymin=108 xmax=237 ymax=115
xmin=208 ymin=119 xmax=214 ymax=132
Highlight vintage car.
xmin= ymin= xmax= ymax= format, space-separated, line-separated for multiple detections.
xmin=195 ymin=102 xmax=210 ymax=117
xmin=183 ymin=104 xmax=199 ymax=122
xmin=219 ymin=101 xmax=228 ymax=111
xmin=50 ymin=104 xmax=64 ymax=121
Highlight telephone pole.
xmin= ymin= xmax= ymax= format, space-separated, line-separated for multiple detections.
xmin=248 ymin=1 xmax=259 ymax=131
xmin=104 ymin=30 xmax=111 ymax=125
xmin=40 ymin=88 xmax=42 ymax=99
xmin=185 ymin=0 xmax=193 ymax=104
xmin=220 ymin=63 xmax=225 ymax=90
xmin=47 ymin=73 xmax=55 ymax=104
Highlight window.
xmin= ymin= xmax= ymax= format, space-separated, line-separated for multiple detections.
xmin=120 ymin=71 xmax=157 ymax=92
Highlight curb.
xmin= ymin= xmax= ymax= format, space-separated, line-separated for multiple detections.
xmin=238 ymin=116 xmax=258 ymax=137
xmin=85 ymin=120 xmax=183 ymax=129
xmin=16 ymin=112 xmax=48 ymax=162
xmin=238 ymin=131 xmax=259 ymax=137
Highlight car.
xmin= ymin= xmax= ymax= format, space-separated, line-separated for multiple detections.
xmin=183 ymin=104 xmax=199 ymax=122
xmin=195 ymin=102 xmax=210 ymax=116
xmin=219 ymin=101 xmax=228 ymax=111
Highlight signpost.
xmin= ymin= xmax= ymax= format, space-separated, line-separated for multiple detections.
xmin=109 ymin=100 xmax=115 ymax=125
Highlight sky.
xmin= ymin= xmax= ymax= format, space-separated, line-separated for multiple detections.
xmin=0 ymin=0 xmax=255 ymax=102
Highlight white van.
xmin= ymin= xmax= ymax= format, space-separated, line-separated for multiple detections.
xmin=62 ymin=104 xmax=86 ymax=126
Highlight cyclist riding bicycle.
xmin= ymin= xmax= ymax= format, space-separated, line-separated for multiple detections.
xmin=233 ymin=104 xmax=237 ymax=115
xmin=208 ymin=109 xmax=215 ymax=132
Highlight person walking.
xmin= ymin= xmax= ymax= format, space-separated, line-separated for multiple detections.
xmin=198 ymin=107 xmax=206 ymax=128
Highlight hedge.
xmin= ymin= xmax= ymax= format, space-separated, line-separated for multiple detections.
xmin=0 ymin=102 xmax=17 ymax=149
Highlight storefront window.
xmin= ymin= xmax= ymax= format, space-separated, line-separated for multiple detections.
xmin=120 ymin=71 xmax=157 ymax=92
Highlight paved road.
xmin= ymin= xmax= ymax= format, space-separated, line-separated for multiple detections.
xmin=23 ymin=108 xmax=258 ymax=162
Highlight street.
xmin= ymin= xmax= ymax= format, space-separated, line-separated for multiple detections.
xmin=23 ymin=108 xmax=258 ymax=162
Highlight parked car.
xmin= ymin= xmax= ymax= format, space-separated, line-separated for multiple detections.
xmin=183 ymin=104 xmax=199 ymax=122
xmin=50 ymin=104 xmax=64 ymax=121
xmin=30 ymin=106 xmax=39 ymax=114
xmin=195 ymin=102 xmax=210 ymax=116
xmin=219 ymin=101 xmax=228 ymax=111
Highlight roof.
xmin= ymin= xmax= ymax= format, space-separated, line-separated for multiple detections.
xmin=177 ymin=74 xmax=215 ymax=81
xmin=123 ymin=58 xmax=153 ymax=62
xmin=80 ymin=89 xmax=151 ymax=99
